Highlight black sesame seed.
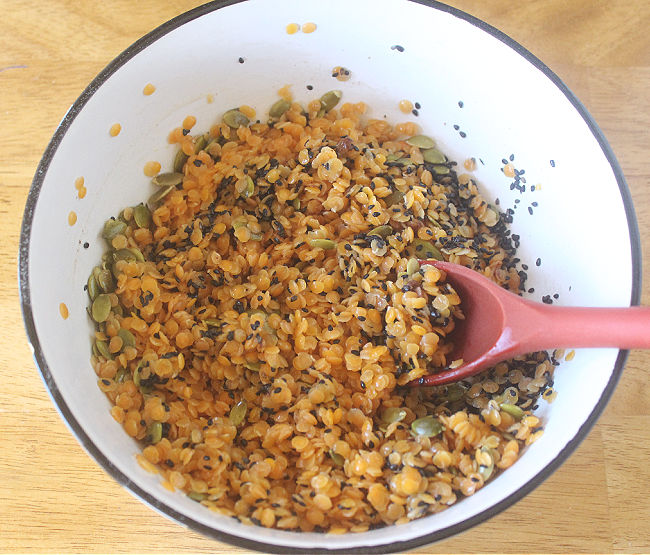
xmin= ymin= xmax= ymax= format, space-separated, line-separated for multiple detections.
xmin=414 ymin=102 xmax=421 ymax=109
xmin=536 ymin=258 xmax=541 ymax=267
xmin=238 ymin=57 xmax=245 ymax=63
xmin=412 ymin=109 xmax=419 ymax=116
xmin=550 ymin=159 xmax=556 ymax=167
xmin=193 ymin=159 xmax=202 ymax=167
xmin=391 ymin=44 xmax=405 ymax=52
xmin=182 ymin=128 xmax=190 ymax=136
xmin=458 ymin=100 xmax=464 ymax=108
xmin=459 ymin=131 xmax=467 ymax=138
xmin=83 ymin=242 xmax=89 ymax=249
xmin=307 ymin=84 xmax=313 ymax=90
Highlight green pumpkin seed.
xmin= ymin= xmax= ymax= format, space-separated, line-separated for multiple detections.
xmin=223 ymin=109 xmax=249 ymax=129
xmin=102 ymin=219 xmax=127 ymax=241
xmin=432 ymin=165 xmax=450 ymax=175
xmin=152 ymin=172 xmax=184 ymax=187
xmin=133 ymin=204 xmax=151 ymax=228
xmin=446 ymin=383 xmax=466 ymax=402
xmin=229 ymin=399 xmax=247 ymax=426
xmin=91 ymin=294 xmax=111 ymax=323
xmin=204 ymin=139 xmax=220 ymax=159
xmin=269 ymin=98 xmax=291 ymax=118
xmin=406 ymin=257 xmax=420 ymax=276
xmin=204 ymin=318 xmax=222 ymax=327
xmin=406 ymin=135 xmax=436 ymax=149
xmin=328 ymin=450 xmax=345 ymax=467
xmin=148 ymin=185 xmax=175 ymax=206
xmin=241 ymin=176 xmax=255 ymax=198
xmin=243 ymin=361 xmax=261 ymax=372
xmin=411 ymin=415 xmax=444 ymax=437
xmin=87 ymin=273 xmax=99 ymax=301
xmin=194 ymin=134 xmax=208 ymax=154
xmin=308 ymin=238 xmax=337 ymax=250
xmin=394 ymin=157 xmax=414 ymax=166
xmin=112 ymin=304 xmax=124 ymax=317
xmin=478 ymin=447 xmax=495 ymax=481
xmin=95 ymin=339 xmax=112 ymax=359
xmin=320 ymin=90 xmax=342 ymax=113
xmin=129 ymin=247 xmax=145 ymax=262
xmin=173 ymin=149 xmax=189 ymax=173
xmin=112 ymin=249 xmax=137 ymax=263
xmin=292 ymin=198 xmax=301 ymax=210
xmin=412 ymin=239 xmax=444 ymax=261
xmin=97 ymin=268 xmax=115 ymax=293
xmin=369 ymin=225 xmax=393 ymax=238
xmin=188 ymin=491 xmax=207 ymax=502
xmin=115 ymin=367 xmax=129 ymax=383
xmin=500 ymin=403 xmax=524 ymax=421
xmin=383 ymin=190 xmax=404 ymax=207
xmin=427 ymin=214 xmax=444 ymax=229
xmin=133 ymin=362 xmax=142 ymax=387
xmin=385 ymin=153 xmax=401 ymax=163
xmin=146 ymin=421 xmax=163 ymax=444
xmin=381 ymin=407 xmax=407 ymax=425
xmin=117 ymin=328 xmax=136 ymax=349
xmin=422 ymin=148 xmax=446 ymax=164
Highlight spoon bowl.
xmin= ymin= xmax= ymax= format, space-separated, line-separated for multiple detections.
xmin=417 ymin=261 xmax=650 ymax=386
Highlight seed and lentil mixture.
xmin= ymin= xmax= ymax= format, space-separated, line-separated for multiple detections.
xmin=87 ymin=90 xmax=555 ymax=533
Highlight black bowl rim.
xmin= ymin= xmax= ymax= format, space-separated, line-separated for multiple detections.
xmin=18 ymin=0 xmax=642 ymax=552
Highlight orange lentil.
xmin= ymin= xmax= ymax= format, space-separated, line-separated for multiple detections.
xmin=398 ymin=99 xmax=413 ymax=114
xmin=285 ymin=22 xmax=299 ymax=34
xmin=109 ymin=123 xmax=121 ymax=137
xmin=301 ymin=22 xmax=317 ymax=33
xmin=59 ymin=302 xmax=69 ymax=320
xmin=143 ymin=161 xmax=161 ymax=177
xmin=143 ymin=83 xmax=156 ymax=95
xmin=464 ymin=157 xmax=477 ymax=171
xmin=182 ymin=115 xmax=197 ymax=130
xmin=67 ymin=211 xmax=77 ymax=226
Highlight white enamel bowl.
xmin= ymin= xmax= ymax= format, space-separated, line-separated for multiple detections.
xmin=19 ymin=0 xmax=640 ymax=552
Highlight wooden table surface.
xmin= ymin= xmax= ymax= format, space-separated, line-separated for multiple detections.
xmin=2 ymin=1 xmax=649 ymax=552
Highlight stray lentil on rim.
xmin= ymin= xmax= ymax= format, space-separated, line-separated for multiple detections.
xmin=87 ymin=92 xmax=555 ymax=533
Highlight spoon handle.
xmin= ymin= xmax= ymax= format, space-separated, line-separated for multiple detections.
xmin=516 ymin=302 xmax=650 ymax=352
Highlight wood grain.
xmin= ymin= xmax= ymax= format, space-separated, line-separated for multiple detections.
xmin=1 ymin=1 xmax=649 ymax=552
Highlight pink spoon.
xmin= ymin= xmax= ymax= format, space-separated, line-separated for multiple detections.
xmin=416 ymin=260 xmax=650 ymax=386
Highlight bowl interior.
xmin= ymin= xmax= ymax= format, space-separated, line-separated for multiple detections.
xmin=21 ymin=0 xmax=636 ymax=551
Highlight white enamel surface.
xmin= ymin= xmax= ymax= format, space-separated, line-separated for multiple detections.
xmin=24 ymin=0 xmax=634 ymax=550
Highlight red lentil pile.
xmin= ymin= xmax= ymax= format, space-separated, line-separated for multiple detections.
xmin=87 ymin=91 xmax=553 ymax=533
